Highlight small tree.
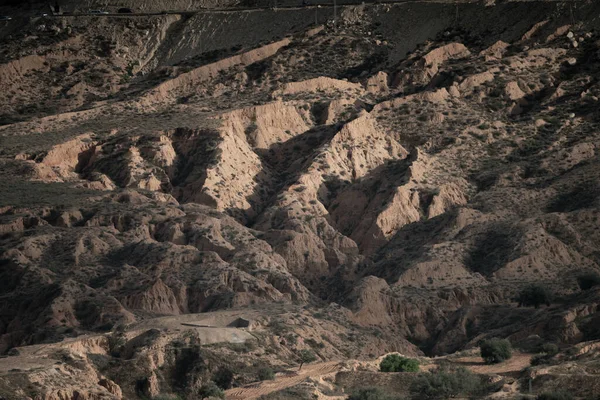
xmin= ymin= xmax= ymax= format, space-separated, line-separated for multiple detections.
xmin=213 ymin=367 xmax=234 ymax=389
xmin=198 ymin=382 xmax=224 ymax=399
xmin=348 ymin=387 xmax=402 ymax=400
xmin=379 ymin=354 xmax=420 ymax=372
xmin=298 ymin=349 xmax=316 ymax=371
xmin=518 ymin=284 xmax=552 ymax=308
xmin=480 ymin=338 xmax=512 ymax=364
xmin=577 ymin=272 xmax=600 ymax=290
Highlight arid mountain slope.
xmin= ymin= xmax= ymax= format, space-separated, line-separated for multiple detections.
xmin=1 ymin=1 xmax=600 ymax=399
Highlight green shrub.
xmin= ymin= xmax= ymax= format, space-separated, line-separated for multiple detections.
xmin=257 ymin=367 xmax=275 ymax=381
xmin=480 ymin=338 xmax=512 ymax=364
xmin=379 ymin=354 xmax=420 ymax=372
xmin=535 ymin=390 xmax=573 ymax=400
xmin=213 ymin=367 xmax=234 ymax=389
xmin=577 ymin=272 xmax=600 ymax=290
xmin=518 ymin=284 xmax=552 ymax=308
xmin=540 ymin=343 xmax=559 ymax=356
xmin=286 ymin=333 xmax=298 ymax=345
xmin=348 ymin=387 xmax=402 ymax=400
xmin=410 ymin=366 xmax=483 ymax=399
xmin=531 ymin=354 xmax=551 ymax=366
xmin=228 ymin=340 xmax=256 ymax=353
xmin=531 ymin=343 xmax=559 ymax=366
xmin=198 ymin=382 xmax=224 ymax=399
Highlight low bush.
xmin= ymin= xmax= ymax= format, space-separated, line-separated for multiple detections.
xmin=531 ymin=354 xmax=550 ymax=366
xmin=540 ymin=343 xmax=559 ymax=356
xmin=198 ymin=382 xmax=224 ymax=399
xmin=213 ymin=367 xmax=234 ymax=389
xmin=480 ymin=338 xmax=512 ymax=364
xmin=518 ymin=284 xmax=552 ymax=308
xmin=409 ymin=366 xmax=483 ymax=399
xmin=257 ymin=367 xmax=275 ymax=381
xmin=531 ymin=343 xmax=559 ymax=366
xmin=379 ymin=354 xmax=420 ymax=372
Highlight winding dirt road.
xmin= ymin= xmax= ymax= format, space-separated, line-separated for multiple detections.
xmin=225 ymin=361 xmax=342 ymax=399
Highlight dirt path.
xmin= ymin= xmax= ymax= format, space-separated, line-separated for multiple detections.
xmin=225 ymin=361 xmax=342 ymax=399
xmin=452 ymin=353 xmax=533 ymax=375
xmin=224 ymin=353 xmax=533 ymax=399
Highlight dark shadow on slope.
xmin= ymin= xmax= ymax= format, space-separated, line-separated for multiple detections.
xmin=169 ymin=127 xmax=223 ymax=187
xmin=365 ymin=209 xmax=464 ymax=284
xmin=323 ymin=158 xmax=413 ymax=237
xmin=257 ymin=125 xmax=338 ymax=173
xmin=464 ymin=223 xmax=521 ymax=278
xmin=506 ymin=117 xmax=562 ymax=162
xmin=341 ymin=49 xmax=389 ymax=80
xmin=547 ymin=181 xmax=600 ymax=213
xmin=245 ymin=58 xmax=272 ymax=83
xmin=0 ymin=282 xmax=62 ymax=353
xmin=239 ymin=124 xmax=341 ymax=227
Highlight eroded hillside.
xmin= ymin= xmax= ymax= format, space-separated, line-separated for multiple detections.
xmin=1 ymin=1 xmax=600 ymax=399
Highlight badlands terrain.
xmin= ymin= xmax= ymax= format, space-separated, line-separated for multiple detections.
xmin=1 ymin=0 xmax=600 ymax=399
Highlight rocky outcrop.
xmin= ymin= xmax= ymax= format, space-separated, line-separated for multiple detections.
xmin=521 ymin=20 xmax=549 ymax=42
xmin=141 ymin=38 xmax=292 ymax=106
xmin=479 ymin=40 xmax=510 ymax=61
xmin=421 ymin=43 xmax=471 ymax=68
xmin=273 ymin=77 xmax=363 ymax=97
xmin=122 ymin=279 xmax=181 ymax=315
xmin=98 ymin=379 xmax=123 ymax=399
xmin=221 ymin=101 xmax=311 ymax=150
xmin=458 ymin=69 xmax=497 ymax=94
xmin=504 ymin=81 xmax=527 ymax=101
xmin=373 ymin=88 xmax=451 ymax=112
xmin=427 ymin=183 xmax=468 ymax=219
xmin=366 ymin=71 xmax=390 ymax=95
xmin=396 ymin=43 xmax=471 ymax=89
